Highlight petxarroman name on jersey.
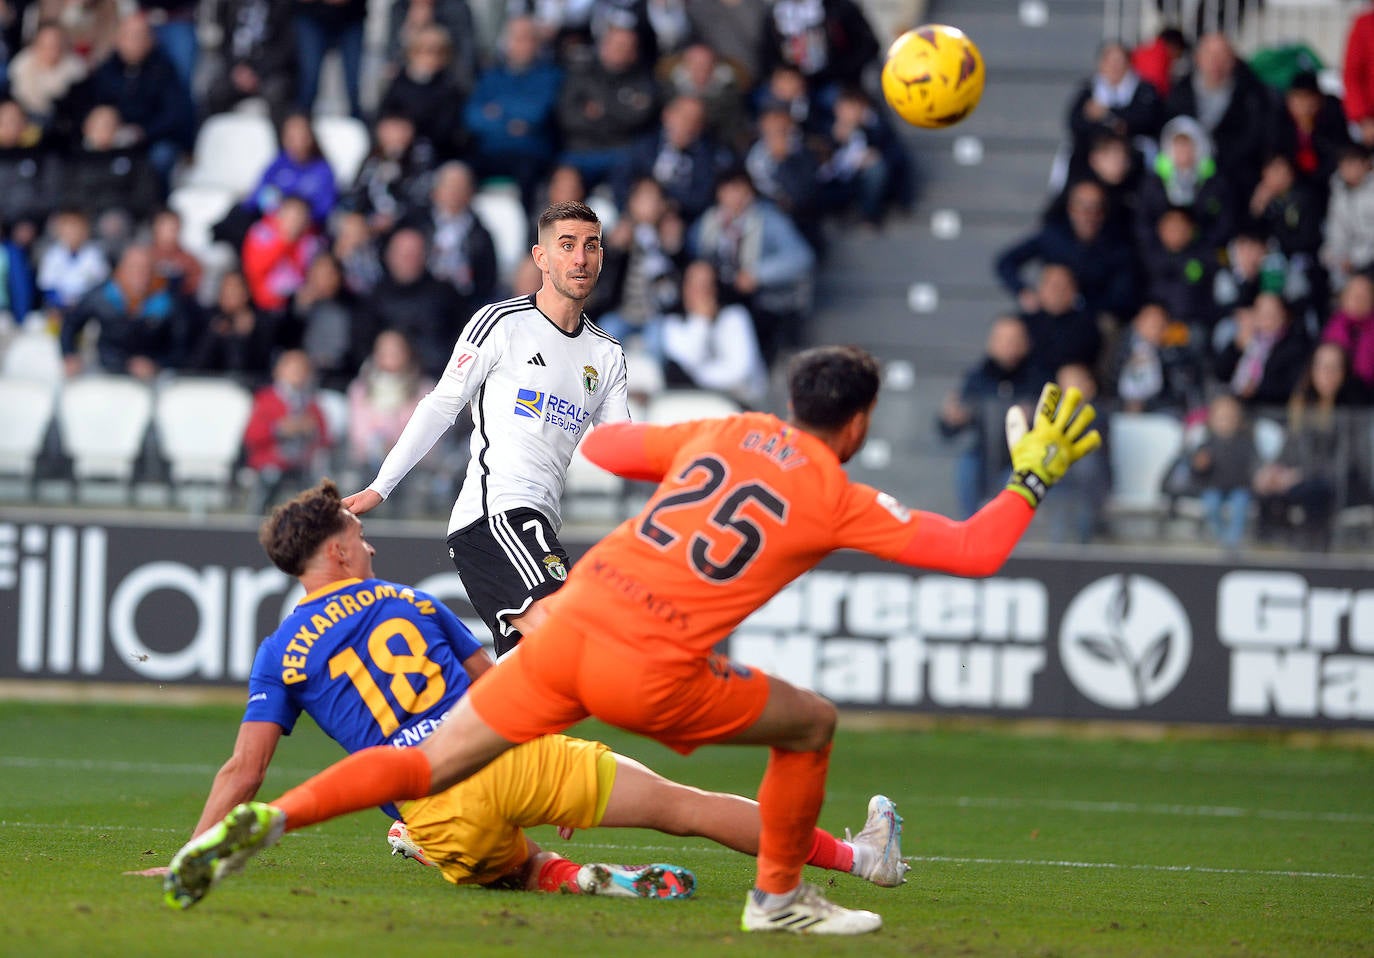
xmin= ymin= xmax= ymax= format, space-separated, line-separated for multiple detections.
xmin=514 ymin=388 xmax=591 ymax=436
xmin=279 ymin=583 xmax=437 ymax=685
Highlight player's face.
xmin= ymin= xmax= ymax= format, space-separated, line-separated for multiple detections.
xmin=339 ymin=511 xmax=376 ymax=579
xmin=538 ymin=220 xmax=603 ymax=304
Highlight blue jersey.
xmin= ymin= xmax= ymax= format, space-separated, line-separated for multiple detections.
xmin=245 ymin=578 xmax=484 ymax=753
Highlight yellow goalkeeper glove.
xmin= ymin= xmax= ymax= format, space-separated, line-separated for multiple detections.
xmin=1003 ymin=382 xmax=1102 ymax=508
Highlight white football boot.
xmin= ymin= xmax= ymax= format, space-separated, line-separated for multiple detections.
xmin=846 ymin=794 xmax=911 ymax=887
xmin=740 ymin=882 xmax=883 ymax=935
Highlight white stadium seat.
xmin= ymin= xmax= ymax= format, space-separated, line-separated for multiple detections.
xmin=645 ymin=389 xmax=742 ymax=425
xmin=182 ymin=112 xmax=278 ymax=196
xmin=155 ymin=378 xmax=253 ymax=486
xmin=315 ymin=115 xmax=371 ymax=188
xmin=57 ymin=376 xmax=154 ymax=495
xmin=169 ymin=184 xmax=238 ymax=259
xmin=0 ymin=378 xmax=56 ymax=489
xmin=471 ymin=189 xmax=528 ymax=285
xmin=1 ymin=326 xmax=64 ymax=388
xmin=1104 ymin=411 xmax=1185 ymax=534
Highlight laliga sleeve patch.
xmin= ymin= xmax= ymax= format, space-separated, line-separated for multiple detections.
xmin=449 ymin=349 xmax=478 ymax=381
xmin=876 ymin=492 xmax=912 ymax=522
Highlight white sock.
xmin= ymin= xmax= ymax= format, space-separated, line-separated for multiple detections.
xmin=751 ymin=885 xmax=801 ymax=910
xmin=846 ymin=839 xmax=873 ymax=877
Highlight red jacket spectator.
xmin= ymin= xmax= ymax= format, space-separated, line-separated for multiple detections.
xmin=242 ymin=197 xmax=321 ymax=311
xmin=1343 ymin=7 xmax=1374 ymax=142
xmin=243 ymin=350 xmax=330 ymax=472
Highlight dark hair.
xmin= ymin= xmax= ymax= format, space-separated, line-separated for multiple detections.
xmin=259 ymin=479 xmax=352 ymax=577
xmin=537 ymin=201 xmax=600 ymax=239
xmin=787 ymin=345 xmax=881 ymax=430
xmin=278 ymin=111 xmax=323 ymax=161
xmin=1338 ymin=142 xmax=1372 ymax=164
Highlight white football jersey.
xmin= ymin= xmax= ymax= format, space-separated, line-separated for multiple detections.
xmin=368 ymin=294 xmax=631 ymax=533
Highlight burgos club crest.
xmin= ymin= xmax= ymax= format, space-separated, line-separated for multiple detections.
xmin=543 ymin=554 xmax=568 ymax=581
xmin=582 ymin=365 xmax=600 ymax=394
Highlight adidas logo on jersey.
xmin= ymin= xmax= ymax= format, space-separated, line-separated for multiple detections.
xmin=527 ymin=353 xmax=547 ymax=366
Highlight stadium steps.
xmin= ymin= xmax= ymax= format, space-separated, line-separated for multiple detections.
xmin=808 ymin=0 xmax=1105 ymax=516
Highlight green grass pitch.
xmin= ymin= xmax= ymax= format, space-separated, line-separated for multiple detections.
xmin=0 ymin=700 xmax=1370 ymax=957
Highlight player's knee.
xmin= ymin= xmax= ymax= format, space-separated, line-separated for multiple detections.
xmin=794 ymin=693 xmax=837 ymax=752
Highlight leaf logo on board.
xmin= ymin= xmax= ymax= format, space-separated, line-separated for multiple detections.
xmin=1059 ymin=575 xmax=1192 ymax=709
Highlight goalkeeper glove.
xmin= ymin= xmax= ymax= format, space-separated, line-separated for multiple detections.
xmin=1003 ymin=382 xmax=1102 ymax=508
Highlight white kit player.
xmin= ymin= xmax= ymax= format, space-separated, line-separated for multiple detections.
xmin=344 ymin=202 xmax=629 ymax=655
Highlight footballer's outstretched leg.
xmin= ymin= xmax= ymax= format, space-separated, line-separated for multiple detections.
xmin=846 ymin=795 xmax=910 ymax=887
xmin=164 ymin=802 xmax=285 ymax=910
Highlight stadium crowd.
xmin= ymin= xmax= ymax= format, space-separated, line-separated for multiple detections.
xmin=0 ymin=0 xmax=915 ymax=512
xmin=940 ymin=14 xmax=1374 ymax=552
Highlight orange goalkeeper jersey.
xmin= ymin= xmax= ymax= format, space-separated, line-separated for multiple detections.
xmin=553 ymin=413 xmax=1034 ymax=662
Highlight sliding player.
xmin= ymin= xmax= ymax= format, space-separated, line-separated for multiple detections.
xmin=167 ymin=346 xmax=1099 ymax=934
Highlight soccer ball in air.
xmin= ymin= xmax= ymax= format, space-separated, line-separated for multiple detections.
xmin=880 ymin=24 xmax=985 ymax=129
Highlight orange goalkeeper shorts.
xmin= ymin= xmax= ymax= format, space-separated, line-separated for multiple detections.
xmin=468 ymin=623 xmax=771 ymax=755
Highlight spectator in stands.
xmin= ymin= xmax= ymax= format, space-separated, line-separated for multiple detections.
xmin=38 ymin=208 xmax=108 ymax=312
xmin=1320 ymin=272 xmax=1374 ymax=401
xmin=148 ymin=208 xmax=201 ymax=302
xmin=1342 ymin=3 xmax=1374 ymax=147
xmin=589 ymin=176 xmax=684 ymax=346
xmin=1214 ymin=227 xmax=1281 ymax=328
xmin=242 ymin=195 xmax=323 ymax=314
xmin=8 ymin=21 xmax=87 ymax=128
xmin=332 ymin=211 xmax=383 ymax=297
xmin=817 ymin=85 xmax=911 ymax=229
xmin=690 ymin=166 xmax=814 ymax=363
xmin=61 ymin=243 xmax=187 ymax=379
xmin=40 ymin=0 xmax=120 ymax=67
xmin=1269 ymin=69 xmax=1350 ymax=202
xmin=385 ymin=0 xmax=477 ymax=94
xmin=1131 ymin=25 xmax=1188 ymax=98
xmin=685 ymin=0 xmax=767 ymax=87
xmin=640 ymin=0 xmax=692 ymax=59
xmin=1141 ymin=206 xmax=1215 ymax=330
xmin=1249 ymin=152 xmax=1325 ymax=312
xmin=62 ymin=103 xmax=161 ymax=253
xmin=346 ymin=328 xmax=433 ymax=474
xmin=401 ymin=161 xmax=497 ymax=319
xmin=1188 ymin=391 xmax=1259 ymax=551
xmin=1040 ymin=362 xmax=1111 ymax=544
xmin=190 ymin=270 xmax=276 ymax=385
xmin=1320 ymin=143 xmax=1374 ymax=292
xmin=996 ymin=179 xmax=1137 ymax=323
xmin=1106 ymin=301 xmax=1204 ymax=414
xmin=556 ymin=25 xmax=658 ymax=188
xmin=243 ymin=347 xmax=331 ymax=508
xmin=614 ymin=94 xmax=732 ymax=224
xmin=1136 ymin=116 xmax=1234 ymax=257
xmin=1017 ymin=262 xmax=1102 ymax=374
xmin=1166 ymin=32 xmax=1273 ymax=200
xmin=759 ymin=0 xmax=879 ymax=104
xmin=245 ymin=112 xmax=338 ymax=229
xmin=361 ymin=227 xmax=464 ymax=379
xmin=1215 ymin=291 xmax=1311 ymax=407
xmin=745 ymin=106 xmax=823 ymax=252
xmin=0 ymin=222 xmax=35 ymax=320
xmin=378 ymin=23 xmax=467 ymax=162
xmin=293 ymin=0 xmax=368 ymax=118
xmin=1066 ymin=41 xmax=1163 ymax=165
xmin=1254 ymin=341 xmax=1371 ymax=549
xmin=0 ymin=98 xmax=57 ymax=241
xmin=342 ymin=111 xmax=434 ymax=237
xmin=138 ymin=0 xmax=199 ymax=92
xmin=70 ymin=11 xmax=195 ymax=184
xmin=660 ymin=259 xmax=766 ymax=406
xmin=757 ymin=65 xmax=819 ymax=134
xmin=288 ymin=251 xmax=361 ymax=391
xmin=463 ymin=15 xmax=562 ymax=215
xmin=937 ymin=314 xmax=1046 ymax=519
xmin=203 ymin=0 xmax=297 ymax=122
xmin=661 ymin=42 xmax=751 ymax=154
xmin=1056 ymin=130 xmax=1141 ymax=236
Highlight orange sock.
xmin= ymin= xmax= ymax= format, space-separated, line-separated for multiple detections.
xmin=272 ymin=746 xmax=432 ymax=830
xmin=755 ymin=743 xmax=832 ymax=894
xmin=536 ymin=857 xmax=583 ymax=893
xmin=807 ymin=828 xmax=855 ymax=873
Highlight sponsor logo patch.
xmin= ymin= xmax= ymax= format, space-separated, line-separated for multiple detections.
xmin=514 ymin=388 xmax=546 ymax=419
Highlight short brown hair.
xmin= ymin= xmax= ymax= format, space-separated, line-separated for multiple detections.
xmin=787 ymin=345 xmax=880 ymax=430
xmin=537 ymin=201 xmax=600 ymax=241
xmin=259 ymin=479 xmax=352 ymax=577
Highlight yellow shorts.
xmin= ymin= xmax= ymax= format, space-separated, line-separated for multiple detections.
xmin=397 ymin=734 xmax=615 ymax=887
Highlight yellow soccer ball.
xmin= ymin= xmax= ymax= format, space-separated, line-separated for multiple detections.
xmin=880 ymin=24 xmax=986 ymax=129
